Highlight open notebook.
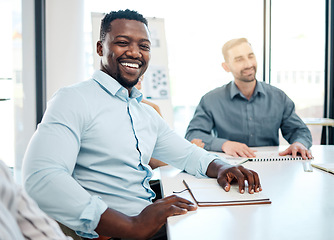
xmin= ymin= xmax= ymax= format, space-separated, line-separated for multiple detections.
xmin=210 ymin=149 xmax=314 ymax=165
xmin=311 ymin=163 xmax=334 ymax=174
xmin=183 ymin=178 xmax=271 ymax=207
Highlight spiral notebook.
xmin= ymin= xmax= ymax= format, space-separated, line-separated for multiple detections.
xmin=210 ymin=149 xmax=314 ymax=165
xmin=183 ymin=178 xmax=271 ymax=207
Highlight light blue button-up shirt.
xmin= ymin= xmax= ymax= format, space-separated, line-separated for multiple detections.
xmin=185 ymin=81 xmax=312 ymax=152
xmin=23 ymin=70 xmax=216 ymax=238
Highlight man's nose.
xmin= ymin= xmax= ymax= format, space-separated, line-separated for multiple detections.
xmin=244 ymin=58 xmax=254 ymax=68
xmin=126 ymin=44 xmax=142 ymax=58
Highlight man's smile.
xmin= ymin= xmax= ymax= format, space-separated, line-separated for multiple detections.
xmin=119 ymin=60 xmax=143 ymax=75
xmin=121 ymin=62 xmax=140 ymax=68
xmin=241 ymin=67 xmax=256 ymax=76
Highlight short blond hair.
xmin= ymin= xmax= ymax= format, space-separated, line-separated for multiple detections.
xmin=222 ymin=38 xmax=250 ymax=62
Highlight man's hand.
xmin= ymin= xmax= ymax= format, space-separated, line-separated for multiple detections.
xmin=96 ymin=195 xmax=197 ymax=240
xmin=222 ymin=141 xmax=257 ymax=158
xmin=279 ymin=142 xmax=312 ymax=160
xmin=132 ymin=195 xmax=197 ymax=239
xmin=191 ymin=138 xmax=205 ymax=148
xmin=206 ymin=159 xmax=261 ymax=194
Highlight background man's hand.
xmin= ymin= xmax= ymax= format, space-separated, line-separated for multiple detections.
xmin=191 ymin=138 xmax=205 ymax=148
xmin=279 ymin=142 xmax=312 ymax=159
xmin=222 ymin=141 xmax=257 ymax=158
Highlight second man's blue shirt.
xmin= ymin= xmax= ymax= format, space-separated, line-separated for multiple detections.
xmin=185 ymin=81 xmax=312 ymax=152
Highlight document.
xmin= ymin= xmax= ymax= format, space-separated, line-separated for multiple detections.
xmin=311 ymin=163 xmax=334 ymax=174
xmin=183 ymin=178 xmax=271 ymax=207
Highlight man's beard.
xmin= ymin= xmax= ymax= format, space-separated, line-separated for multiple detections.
xmin=239 ymin=67 xmax=256 ymax=82
xmin=116 ymin=72 xmax=139 ymax=89
xmin=239 ymin=77 xmax=256 ymax=83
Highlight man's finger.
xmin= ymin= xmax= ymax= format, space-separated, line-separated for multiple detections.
xmin=306 ymin=150 xmax=313 ymax=159
xmin=279 ymin=148 xmax=290 ymax=156
xmin=226 ymin=168 xmax=246 ymax=194
xmin=244 ymin=149 xmax=256 ymax=158
xmin=172 ymin=202 xmax=197 ymax=211
xmin=249 ymin=169 xmax=261 ymax=192
xmin=253 ymin=171 xmax=262 ymax=192
xmin=167 ymin=204 xmax=189 ymax=216
xmin=160 ymin=195 xmax=194 ymax=206
xmin=237 ymin=151 xmax=247 ymax=158
xmin=238 ymin=166 xmax=255 ymax=194
xmin=217 ymin=178 xmax=231 ymax=192
xmin=291 ymin=148 xmax=298 ymax=158
xmin=300 ymin=149 xmax=307 ymax=159
xmin=231 ymin=152 xmax=240 ymax=158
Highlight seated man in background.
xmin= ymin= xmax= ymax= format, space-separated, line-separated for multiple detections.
xmin=185 ymin=38 xmax=312 ymax=159
xmin=0 ymin=160 xmax=72 ymax=240
xmin=23 ymin=11 xmax=262 ymax=240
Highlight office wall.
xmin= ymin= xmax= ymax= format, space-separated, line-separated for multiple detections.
xmin=45 ymin=0 xmax=85 ymax=100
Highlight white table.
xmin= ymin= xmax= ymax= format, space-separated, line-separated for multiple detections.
xmin=160 ymin=145 xmax=334 ymax=240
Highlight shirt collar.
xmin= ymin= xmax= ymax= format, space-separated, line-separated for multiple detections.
xmin=92 ymin=70 xmax=143 ymax=102
xmin=230 ymin=80 xmax=266 ymax=100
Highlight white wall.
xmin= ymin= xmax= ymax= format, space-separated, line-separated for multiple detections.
xmin=45 ymin=0 xmax=85 ymax=100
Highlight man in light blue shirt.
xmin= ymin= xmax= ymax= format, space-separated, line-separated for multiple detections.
xmin=185 ymin=38 xmax=312 ymax=159
xmin=23 ymin=11 xmax=262 ymax=240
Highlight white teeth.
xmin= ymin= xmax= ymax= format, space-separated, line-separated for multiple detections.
xmin=121 ymin=62 xmax=139 ymax=68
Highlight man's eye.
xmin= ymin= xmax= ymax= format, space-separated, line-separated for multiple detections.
xmin=140 ymin=45 xmax=151 ymax=51
xmin=117 ymin=41 xmax=128 ymax=46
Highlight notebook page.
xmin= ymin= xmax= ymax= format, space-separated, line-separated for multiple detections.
xmin=183 ymin=178 xmax=271 ymax=206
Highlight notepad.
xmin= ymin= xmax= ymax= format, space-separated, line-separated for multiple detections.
xmin=311 ymin=163 xmax=334 ymax=174
xmin=183 ymin=178 xmax=271 ymax=207
xmin=211 ymin=150 xmax=313 ymax=165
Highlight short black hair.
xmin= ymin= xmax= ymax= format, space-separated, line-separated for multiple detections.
xmin=99 ymin=9 xmax=148 ymax=42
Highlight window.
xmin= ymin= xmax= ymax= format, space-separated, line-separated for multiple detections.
xmin=0 ymin=0 xmax=15 ymax=167
xmin=271 ymin=0 xmax=325 ymax=144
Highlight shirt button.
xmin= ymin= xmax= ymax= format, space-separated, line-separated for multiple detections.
xmin=249 ymin=117 xmax=252 ymax=120
xmin=122 ymin=90 xmax=126 ymax=93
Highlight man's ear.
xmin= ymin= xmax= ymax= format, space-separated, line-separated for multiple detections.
xmin=222 ymin=62 xmax=230 ymax=72
xmin=96 ymin=41 xmax=103 ymax=56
